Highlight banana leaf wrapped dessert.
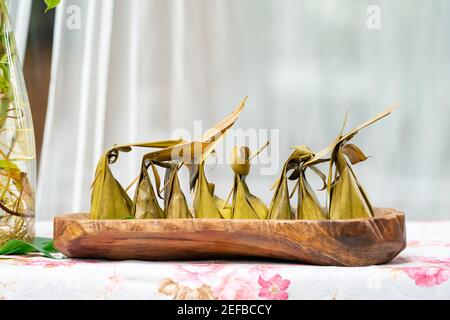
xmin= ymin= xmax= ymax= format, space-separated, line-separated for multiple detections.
xmin=193 ymin=161 xmax=232 ymax=219
xmin=268 ymin=145 xmax=326 ymax=220
xmin=137 ymin=97 xmax=248 ymax=219
xmin=90 ymin=149 xmax=133 ymax=220
xmin=305 ymin=105 xmax=397 ymax=220
xmin=189 ymin=98 xmax=248 ymax=219
xmin=287 ymin=146 xmax=327 ymax=220
xmin=163 ymin=163 xmax=192 ymax=219
xmin=132 ymin=159 xmax=165 ymax=219
xmin=267 ymin=158 xmax=293 ymax=220
xmin=90 ymin=140 xmax=183 ymax=220
xmin=228 ymin=146 xmax=269 ymax=220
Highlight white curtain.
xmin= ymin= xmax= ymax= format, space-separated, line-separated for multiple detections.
xmin=37 ymin=0 xmax=450 ymax=220
xmin=6 ymin=0 xmax=32 ymax=62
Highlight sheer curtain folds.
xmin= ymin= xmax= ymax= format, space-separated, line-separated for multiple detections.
xmin=6 ymin=0 xmax=32 ymax=63
xmin=38 ymin=0 xmax=450 ymax=220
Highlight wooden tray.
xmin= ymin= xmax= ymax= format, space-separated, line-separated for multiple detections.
xmin=53 ymin=208 xmax=406 ymax=266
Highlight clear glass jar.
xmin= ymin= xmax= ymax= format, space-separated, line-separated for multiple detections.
xmin=0 ymin=0 xmax=36 ymax=245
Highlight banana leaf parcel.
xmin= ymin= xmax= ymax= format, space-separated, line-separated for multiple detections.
xmin=267 ymin=160 xmax=293 ymax=220
xmin=132 ymin=159 xmax=165 ymax=219
xmin=287 ymin=146 xmax=327 ymax=220
xmin=305 ymin=105 xmax=398 ymax=220
xmin=90 ymin=150 xmax=133 ymax=220
xmin=141 ymin=96 xmax=248 ymax=196
xmin=90 ymin=140 xmax=184 ymax=220
xmin=135 ymin=97 xmax=247 ymax=219
xmin=163 ymin=163 xmax=192 ymax=219
xmin=193 ymin=161 xmax=232 ymax=219
xmin=187 ymin=98 xmax=249 ymax=219
xmin=229 ymin=146 xmax=269 ymax=220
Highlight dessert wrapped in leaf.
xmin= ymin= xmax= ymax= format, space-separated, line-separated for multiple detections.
xmin=163 ymin=163 xmax=192 ymax=219
xmin=90 ymin=140 xmax=183 ymax=220
xmin=305 ymin=105 xmax=397 ymax=220
xmin=132 ymin=159 xmax=165 ymax=219
xmin=185 ymin=98 xmax=248 ymax=219
xmin=288 ymin=146 xmax=327 ymax=220
xmin=267 ymin=160 xmax=293 ymax=220
xmin=268 ymin=145 xmax=327 ymax=220
xmin=193 ymin=161 xmax=231 ymax=219
xmin=90 ymin=149 xmax=133 ymax=220
xmin=328 ymin=143 xmax=373 ymax=219
xmin=140 ymin=97 xmax=247 ymax=219
xmin=228 ymin=146 xmax=269 ymax=220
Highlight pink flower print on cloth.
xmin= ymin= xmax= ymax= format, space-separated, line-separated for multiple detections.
xmin=403 ymin=267 xmax=450 ymax=288
xmin=212 ymin=270 xmax=260 ymax=300
xmin=258 ymin=274 xmax=291 ymax=300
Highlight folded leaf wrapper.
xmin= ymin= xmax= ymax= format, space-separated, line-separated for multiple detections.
xmin=268 ymin=146 xmax=326 ymax=220
xmin=328 ymin=144 xmax=373 ymax=219
xmin=189 ymin=98 xmax=248 ymax=219
xmin=90 ymin=140 xmax=184 ymax=220
xmin=297 ymin=171 xmax=327 ymax=220
xmin=305 ymin=104 xmax=397 ymax=220
xmin=90 ymin=152 xmax=133 ymax=220
xmin=288 ymin=146 xmax=327 ymax=220
xmin=164 ymin=163 xmax=192 ymax=219
xmin=132 ymin=160 xmax=164 ymax=219
xmin=232 ymin=176 xmax=269 ymax=219
xmin=268 ymin=163 xmax=293 ymax=220
xmin=230 ymin=146 xmax=268 ymax=220
xmin=193 ymin=162 xmax=229 ymax=219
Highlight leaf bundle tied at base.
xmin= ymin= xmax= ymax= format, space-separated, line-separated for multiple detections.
xmin=289 ymin=146 xmax=328 ymax=220
xmin=305 ymin=104 xmax=398 ymax=220
xmin=268 ymin=145 xmax=326 ymax=220
xmin=90 ymin=140 xmax=184 ymax=220
xmin=328 ymin=143 xmax=373 ymax=219
xmin=268 ymin=165 xmax=293 ymax=220
xmin=229 ymin=146 xmax=268 ymax=220
xmin=90 ymin=151 xmax=133 ymax=220
xmin=133 ymin=160 xmax=164 ymax=219
xmin=164 ymin=163 xmax=192 ymax=219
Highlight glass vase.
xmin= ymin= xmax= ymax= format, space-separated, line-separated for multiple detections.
xmin=0 ymin=1 xmax=36 ymax=245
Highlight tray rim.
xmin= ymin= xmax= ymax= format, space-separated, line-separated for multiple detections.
xmin=54 ymin=207 xmax=404 ymax=225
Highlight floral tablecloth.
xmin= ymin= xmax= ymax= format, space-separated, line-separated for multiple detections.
xmin=0 ymin=221 xmax=449 ymax=300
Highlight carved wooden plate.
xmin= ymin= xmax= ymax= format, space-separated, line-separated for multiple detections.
xmin=53 ymin=208 xmax=406 ymax=266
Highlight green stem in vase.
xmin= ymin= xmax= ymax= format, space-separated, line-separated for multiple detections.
xmin=0 ymin=1 xmax=35 ymax=245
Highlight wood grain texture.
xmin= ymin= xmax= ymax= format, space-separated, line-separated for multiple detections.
xmin=53 ymin=208 xmax=406 ymax=266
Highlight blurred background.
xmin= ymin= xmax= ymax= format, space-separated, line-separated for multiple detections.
xmin=10 ymin=0 xmax=450 ymax=220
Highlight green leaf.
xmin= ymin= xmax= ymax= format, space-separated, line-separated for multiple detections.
xmin=0 ymin=237 xmax=58 ymax=258
xmin=34 ymin=237 xmax=58 ymax=254
xmin=44 ymin=0 xmax=61 ymax=12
